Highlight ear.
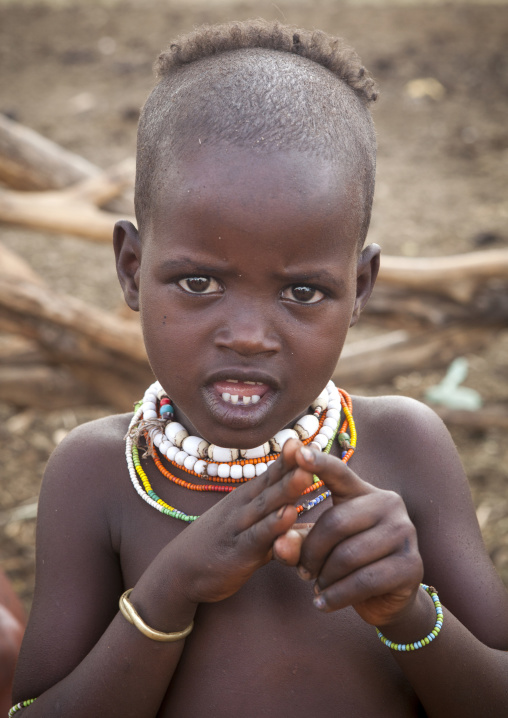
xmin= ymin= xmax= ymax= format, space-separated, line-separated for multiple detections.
xmin=350 ymin=243 xmax=380 ymax=327
xmin=113 ymin=220 xmax=141 ymax=312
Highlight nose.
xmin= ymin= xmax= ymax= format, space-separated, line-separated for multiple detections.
xmin=214 ymin=298 xmax=281 ymax=357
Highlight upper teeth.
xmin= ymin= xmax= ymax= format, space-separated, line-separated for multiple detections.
xmin=221 ymin=393 xmax=261 ymax=405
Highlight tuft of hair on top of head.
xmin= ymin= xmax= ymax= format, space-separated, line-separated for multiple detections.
xmin=156 ymin=19 xmax=378 ymax=105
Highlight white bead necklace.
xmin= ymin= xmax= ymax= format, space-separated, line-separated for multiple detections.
xmin=134 ymin=379 xmax=342 ymax=480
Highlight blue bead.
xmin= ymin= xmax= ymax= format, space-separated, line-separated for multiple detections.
xmin=160 ymin=405 xmax=173 ymax=414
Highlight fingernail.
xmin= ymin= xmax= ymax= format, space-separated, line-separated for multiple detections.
xmin=300 ymin=447 xmax=315 ymax=464
xmin=297 ymin=565 xmax=311 ymax=580
xmin=277 ymin=505 xmax=287 ymax=519
xmin=313 ymin=595 xmax=327 ymax=610
xmin=313 ymin=583 xmax=321 ymax=595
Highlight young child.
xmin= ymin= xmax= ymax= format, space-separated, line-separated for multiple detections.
xmin=11 ymin=20 xmax=508 ymax=717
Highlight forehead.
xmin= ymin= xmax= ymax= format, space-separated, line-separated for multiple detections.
xmin=145 ymin=145 xmax=363 ymax=256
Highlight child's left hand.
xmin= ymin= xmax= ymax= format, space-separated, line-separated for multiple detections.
xmin=273 ymin=443 xmax=424 ymax=628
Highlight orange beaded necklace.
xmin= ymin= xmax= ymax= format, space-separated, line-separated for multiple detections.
xmin=126 ymin=381 xmax=356 ymax=522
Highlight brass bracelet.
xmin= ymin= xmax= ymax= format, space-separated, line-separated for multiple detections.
xmin=119 ymin=589 xmax=194 ymax=642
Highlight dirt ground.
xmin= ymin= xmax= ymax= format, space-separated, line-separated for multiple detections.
xmin=0 ymin=0 xmax=507 ymax=613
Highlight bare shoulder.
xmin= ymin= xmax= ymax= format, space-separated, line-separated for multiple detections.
xmin=41 ymin=412 xmax=131 ymax=497
xmin=37 ymin=412 xmax=135 ymax=553
xmin=350 ymin=394 xmax=457 ymax=497
xmin=352 ymin=392 xmax=444 ymax=439
xmin=37 ymin=410 xmax=134 ymax=553
xmin=350 ymin=392 xmax=473 ymax=526
xmin=46 ymin=411 xmax=131 ymax=465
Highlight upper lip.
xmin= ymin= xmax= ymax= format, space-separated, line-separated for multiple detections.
xmin=205 ymin=368 xmax=280 ymax=390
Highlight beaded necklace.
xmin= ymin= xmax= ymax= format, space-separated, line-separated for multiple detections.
xmin=126 ymin=380 xmax=356 ymax=522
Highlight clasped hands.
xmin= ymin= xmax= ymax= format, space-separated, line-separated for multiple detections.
xmin=173 ymin=439 xmax=423 ymax=629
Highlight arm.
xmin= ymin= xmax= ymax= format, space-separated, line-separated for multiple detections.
xmin=13 ymin=422 xmax=313 ymax=717
xmin=275 ymin=402 xmax=508 ymax=717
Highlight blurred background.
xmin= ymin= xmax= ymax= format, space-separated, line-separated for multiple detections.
xmin=0 ymin=0 xmax=507 ymax=612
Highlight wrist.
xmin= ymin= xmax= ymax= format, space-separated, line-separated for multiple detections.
xmin=128 ymin=550 xmax=199 ymax=634
xmin=127 ymin=583 xmax=198 ymax=635
xmin=375 ymin=584 xmax=437 ymax=644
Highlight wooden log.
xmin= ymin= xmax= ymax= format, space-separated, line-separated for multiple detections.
xmin=0 ymin=365 xmax=96 ymax=409
xmin=0 ymin=276 xmax=145 ymax=362
xmin=365 ymin=283 xmax=508 ymax=327
xmin=0 ymin=160 xmax=135 ymax=243
xmin=0 ymin=114 xmax=134 ymax=214
xmin=432 ymin=404 xmax=508 ymax=430
xmin=0 ymin=272 xmax=152 ymax=408
xmin=0 ymin=243 xmax=44 ymax=285
xmin=333 ymin=326 xmax=492 ymax=387
xmin=378 ymin=250 xmax=508 ymax=303
xmin=0 ymin=113 xmax=100 ymax=191
xmin=0 ymin=334 xmax=45 ymax=365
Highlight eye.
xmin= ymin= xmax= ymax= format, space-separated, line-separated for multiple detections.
xmin=178 ymin=276 xmax=221 ymax=294
xmin=281 ymin=285 xmax=325 ymax=304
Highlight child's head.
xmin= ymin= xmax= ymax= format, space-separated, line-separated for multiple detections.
xmin=115 ymin=20 xmax=380 ymax=448
xmin=134 ymin=20 xmax=378 ymax=244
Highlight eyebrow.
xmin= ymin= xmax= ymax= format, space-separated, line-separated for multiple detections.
xmin=157 ymin=257 xmax=231 ymax=275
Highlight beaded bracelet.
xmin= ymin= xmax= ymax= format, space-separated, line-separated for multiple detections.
xmin=375 ymin=583 xmax=444 ymax=651
xmin=119 ymin=589 xmax=194 ymax=642
xmin=9 ymin=698 xmax=37 ymax=717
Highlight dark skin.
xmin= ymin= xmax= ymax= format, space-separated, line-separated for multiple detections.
xmin=13 ymin=146 xmax=508 ymax=717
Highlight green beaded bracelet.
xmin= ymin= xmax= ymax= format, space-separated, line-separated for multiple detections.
xmin=8 ymin=698 xmax=37 ymax=717
xmin=375 ymin=583 xmax=444 ymax=651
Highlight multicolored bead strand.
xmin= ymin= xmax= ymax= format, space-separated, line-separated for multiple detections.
xmin=9 ymin=698 xmax=37 ymax=717
xmin=125 ymin=381 xmax=357 ymax=523
xmin=375 ymin=584 xmax=444 ymax=651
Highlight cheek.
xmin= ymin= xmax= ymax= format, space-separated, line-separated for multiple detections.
xmin=139 ymin=296 xmax=196 ymax=381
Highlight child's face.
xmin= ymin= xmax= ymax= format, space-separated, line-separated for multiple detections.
xmin=129 ymin=146 xmax=376 ymax=448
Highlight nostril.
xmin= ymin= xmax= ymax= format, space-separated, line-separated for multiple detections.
xmin=214 ymin=322 xmax=280 ymax=356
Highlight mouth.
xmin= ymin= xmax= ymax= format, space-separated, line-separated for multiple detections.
xmin=213 ymin=379 xmax=270 ymax=406
xmin=201 ymin=370 xmax=279 ymax=432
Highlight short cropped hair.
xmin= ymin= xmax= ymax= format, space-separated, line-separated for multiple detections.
xmin=135 ymin=20 xmax=378 ymax=244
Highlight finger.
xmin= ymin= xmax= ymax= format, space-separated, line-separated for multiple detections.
xmin=297 ymin=494 xmax=383 ymax=580
xmin=237 ymin=438 xmax=303 ymax=506
xmin=259 ymin=438 xmax=302 ymax=489
xmin=235 ymin=462 xmax=313 ymax=533
xmin=315 ymin=519 xmax=413 ymax=590
xmin=296 ymin=446 xmax=373 ymax=504
xmin=273 ymin=523 xmax=313 ymax=566
xmin=312 ymin=554 xmax=423 ymax=614
xmin=243 ymin=503 xmax=300 ymax=559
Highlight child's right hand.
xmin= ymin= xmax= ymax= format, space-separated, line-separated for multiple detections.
xmin=162 ymin=444 xmax=312 ymax=605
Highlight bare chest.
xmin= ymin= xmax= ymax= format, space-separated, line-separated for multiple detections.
xmin=116 ymin=492 xmax=421 ymax=718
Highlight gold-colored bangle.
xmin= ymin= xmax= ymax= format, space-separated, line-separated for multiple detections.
xmin=119 ymin=589 xmax=194 ymax=642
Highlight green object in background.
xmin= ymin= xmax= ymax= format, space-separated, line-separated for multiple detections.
xmin=425 ymin=357 xmax=483 ymax=411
